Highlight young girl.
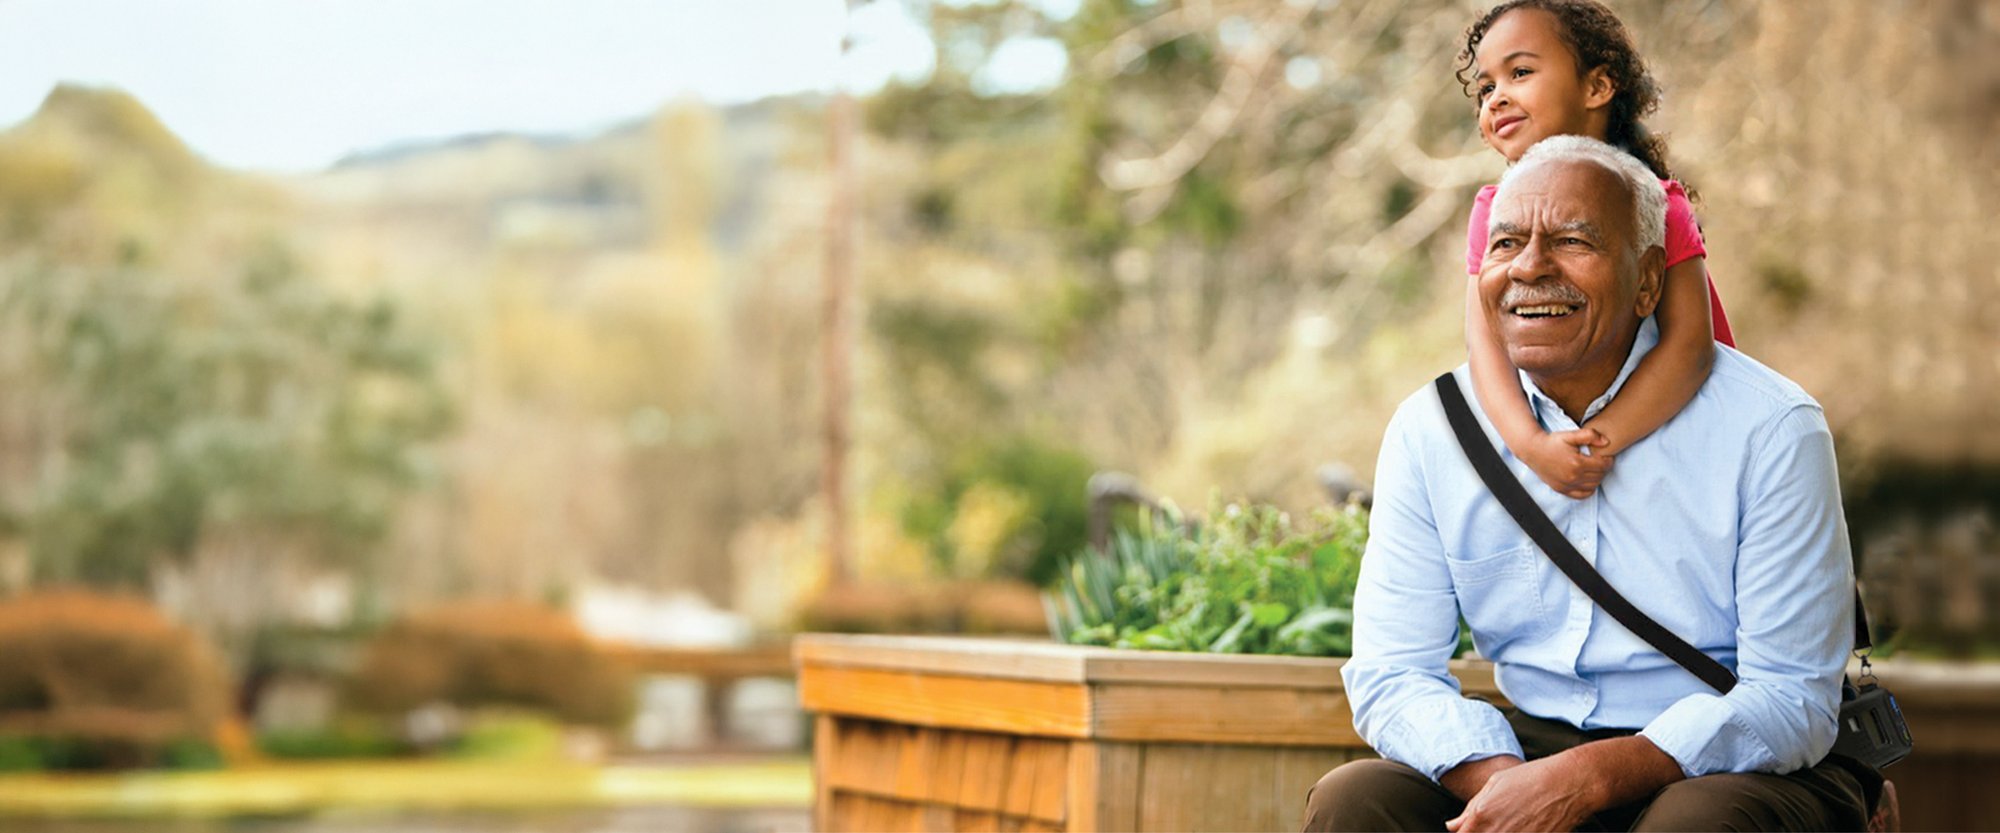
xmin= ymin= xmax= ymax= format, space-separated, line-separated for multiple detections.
xmin=1456 ymin=0 xmax=1730 ymax=499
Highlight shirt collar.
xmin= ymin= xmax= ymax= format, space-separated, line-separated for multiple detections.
xmin=1518 ymin=316 xmax=1661 ymax=427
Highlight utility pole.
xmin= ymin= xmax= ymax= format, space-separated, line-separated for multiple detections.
xmin=821 ymin=1 xmax=859 ymax=589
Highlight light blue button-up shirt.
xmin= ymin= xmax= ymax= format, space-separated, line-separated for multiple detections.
xmin=1342 ymin=317 xmax=1853 ymax=781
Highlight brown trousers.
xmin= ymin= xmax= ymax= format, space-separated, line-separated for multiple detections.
xmin=1301 ymin=709 xmax=1869 ymax=832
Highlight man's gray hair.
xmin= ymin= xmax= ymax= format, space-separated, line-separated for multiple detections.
xmin=1492 ymin=135 xmax=1666 ymax=256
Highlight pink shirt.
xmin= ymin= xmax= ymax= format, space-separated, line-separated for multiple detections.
xmin=1465 ymin=178 xmax=1733 ymax=347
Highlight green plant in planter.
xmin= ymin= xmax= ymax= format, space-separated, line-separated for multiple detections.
xmin=1046 ymin=501 xmax=1473 ymax=658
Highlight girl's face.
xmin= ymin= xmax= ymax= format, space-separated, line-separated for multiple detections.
xmin=1472 ymin=8 xmax=1614 ymax=162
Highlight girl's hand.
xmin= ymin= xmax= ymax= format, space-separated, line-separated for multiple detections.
xmin=1520 ymin=429 xmax=1613 ymax=499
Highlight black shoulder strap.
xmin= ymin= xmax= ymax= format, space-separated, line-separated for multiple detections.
xmin=1433 ymin=373 xmax=1740 ymax=694
xmin=1854 ymin=586 xmax=1872 ymax=652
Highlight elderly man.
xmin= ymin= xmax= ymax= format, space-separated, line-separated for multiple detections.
xmin=1301 ymin=137 xmax=1868 ymax=832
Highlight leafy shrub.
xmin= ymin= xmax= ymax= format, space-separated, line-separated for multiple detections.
xmin=0 ymin=736 xmax=42 ymax=772
xmin=898 ymin=435 xmax=1095 ymax=585
xmin=1047 ymin=501 xmax=1471 ymax=658
xmin=346 ymin=601 xmax=634 ymax=728
xmin=257 ymin=716 xmax=406 ymax=760
xmin=158 ymin=735 xmax=226 ymax=770
xmin=0 ymin=590 xmax=230 ymax=770
xmin=447 ymin=711 xmax=566 ymax=762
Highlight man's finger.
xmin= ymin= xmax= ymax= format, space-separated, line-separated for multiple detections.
xmin=1550 ymin=428 xmax=1602 ymax=450
xmin=1445 ymin=813 xmax=1465 ymax=832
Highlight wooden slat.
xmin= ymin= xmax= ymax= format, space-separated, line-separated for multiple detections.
xmin=868 ymin=794 xmax=906 ymax=832
xmin=890 ymin=797 xmax=925 ymax=832
xmin=1091 ymin=683 xmax=1364 ymax=746
xmin=1135 ymin=739 xmax=1195 ymax=832
xmin=1133 ymin=744 xmax=1282 ymax=832
xmin=814 ymin=715 xmax=839 ymax=833
xmin=1063 ymin=741 xmax=1098 ymax=833
xmin=1001 ymin=737 xmax=1039 ymax=818
xmin=1001 ymin=737 xmax=1066 ymax=823
xmin=801 ymin=663 xmax=1092 ymax=738
xmin=922 ymin=802 xmax=957 ymax=831
xmin=825 ymin=721 xmax=867 ymax=792
xmin=960 ymin=731 xmax=1013 ymax=812
xmin=848 ymin=721 xmax=894 ymax=795
xmin=830 ymin=791 xmax=873 ymax=833
xmin=1274 ymin=746 xmax=1363 ymax=830
xmin=956 ymin=810 xmax=1001 ymax=833
xmin=825 ymin=790 xmax=851 ymax=832
xmin=956 ymin=732 xmax=992 ymax=811
xmin=1030 ymin=739 xmax=1069 ymax=823
xmin=1194 ymin=745 xmax=1280 ymax=831
xmin=1088 ymin=742 xmax=1143 ymax=833
xmin=838 ymin=720 xmax=901 ymax=795
xmin=933 ymin=728 xmax=969 ymax=804
xmin=894 ymin=724 xmax=942 ymax=801
xmin=797 ymin=634 xmax=1504 ymax=694
xmin=799 ymin=634 xmax=1094 ymax=682
xmin=1082 ymin=651 xmax=1355 ymax=689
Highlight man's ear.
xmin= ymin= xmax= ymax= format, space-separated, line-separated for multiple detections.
xmin=1634 ymin=245 xmax=1666 ymax=318
xmin=1583 ymin=66 xmax=1615 ymax=111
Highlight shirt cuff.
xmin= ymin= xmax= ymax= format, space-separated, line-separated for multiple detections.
xmin=1381 ymin=698 xmax=1524 ymax=782
xmin=1638 ymin=693 xmax=1778 ymax=777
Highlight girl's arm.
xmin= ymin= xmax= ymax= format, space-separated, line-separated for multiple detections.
xmin=1584 ymin=256 xmax=1716 ymax=456
xmin=1465 ymin=277 xmax=1612 ymax=499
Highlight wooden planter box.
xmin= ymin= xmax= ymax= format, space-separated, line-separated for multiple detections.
xmin=796 ymin=634 xmax=1502 ymax=832
xmin=799 ymin=634 xmax=2000 ymax=832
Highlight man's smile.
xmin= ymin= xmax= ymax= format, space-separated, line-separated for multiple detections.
xmin=1509 ymin=302 xmax=1579 ymax=318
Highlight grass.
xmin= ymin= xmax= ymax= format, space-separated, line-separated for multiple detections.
xmin=0 ymin=757 xmax=812 ymax=820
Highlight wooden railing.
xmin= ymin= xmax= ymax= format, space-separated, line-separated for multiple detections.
xmin=610 ymin=640 xmax=795 ymax=748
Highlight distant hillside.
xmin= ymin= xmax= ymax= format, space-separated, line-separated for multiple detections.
xmin=297 ymin=94 xmax=818 ymax=258
xmin=0 ymin=84 xmax=282 ymax=263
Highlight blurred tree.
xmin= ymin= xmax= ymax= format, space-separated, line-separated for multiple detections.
xmin=1 ymin=243 xmax=451 ymax=614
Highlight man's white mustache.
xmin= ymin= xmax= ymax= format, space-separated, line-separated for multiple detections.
xmin=1500 ymin=285 xmax=1587 ymax=308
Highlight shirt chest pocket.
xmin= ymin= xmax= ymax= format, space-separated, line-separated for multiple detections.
xmin=1445 ymin=544 xmax=1553 ymax=652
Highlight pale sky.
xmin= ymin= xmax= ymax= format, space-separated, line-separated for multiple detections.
xmin=0 ymin=0 xmax=1072 ymax=173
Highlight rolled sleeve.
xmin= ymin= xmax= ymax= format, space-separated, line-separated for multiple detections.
xmin=1465 ymin=187 xmax=1495 ymax=275
xmin=1343 ymin=399 xmax=1521 ymax=781
xmin=1639 ymin=404 xmax=1850 ymax=776
xmin=1661 ymin=180 xmax=1708 ymax=268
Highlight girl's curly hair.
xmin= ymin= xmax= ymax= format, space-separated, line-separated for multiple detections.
xmin=1455 ymin=0 xmax=1688 ymax=194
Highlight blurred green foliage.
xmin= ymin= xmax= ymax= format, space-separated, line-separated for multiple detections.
xmin=898 ymin=435 xmax=1094 ymax=586
xmin=5 ymin=243 xmax=452 ymax=588
xmin=257 ymin=717 xmax=406 ymax=761
xmin=0 ymin=734 xmax=221 ymax=772
xmin=447 ymin=712 xmax=567 ymax=762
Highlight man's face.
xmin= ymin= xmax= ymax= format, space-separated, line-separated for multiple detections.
xmin=1477 ymin=161 xmax=1663 ymax=383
